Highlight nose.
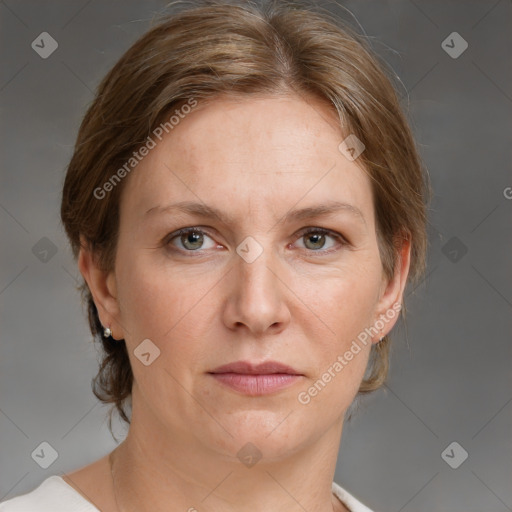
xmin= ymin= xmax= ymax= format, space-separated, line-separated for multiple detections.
xmin=221 ymin=241 xmax=291 ymax=336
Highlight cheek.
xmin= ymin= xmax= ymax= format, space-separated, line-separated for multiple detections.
xmin=296 ymin=255 xmax=381 ymax=335
xmin=115 ymin=237 xmax=382 ymax=358
xmin=291 ymin=255 xmax=381 ymax=391
xmin=113 ymin=248 xmax=170 ymax=339
xmin=294 ymin=276 xmax=377 ymax=412
xmin=114 ymin=248 xmax=218 ymax=356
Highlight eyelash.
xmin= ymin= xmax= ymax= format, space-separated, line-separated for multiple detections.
xmin=164 ymin=226 xmax=349 ymax=256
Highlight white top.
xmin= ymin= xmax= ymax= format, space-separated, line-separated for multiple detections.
xmin=0 ymin=475 xmax=374 ymax=512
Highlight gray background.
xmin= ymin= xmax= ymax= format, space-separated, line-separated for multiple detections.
xmin=1 ymin=1 xmax=511 ymax=510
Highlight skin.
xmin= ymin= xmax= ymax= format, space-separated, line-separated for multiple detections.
xmin=64 ymin=93 xmax=411 ymax=512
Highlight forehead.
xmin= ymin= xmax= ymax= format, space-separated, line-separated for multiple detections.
xmin=120 ymin=94 xmax=374 ymax=227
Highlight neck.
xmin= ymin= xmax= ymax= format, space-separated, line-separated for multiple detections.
xmin=109 ymin=394 xmax=348 ymax=512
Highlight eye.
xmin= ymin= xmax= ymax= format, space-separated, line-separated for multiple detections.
xmin=294 ymin=227 xmax=348 ymax=254
xmin=166 ymin=227 xmax=218 ymax=252
xmin=164 ymin=226 xmax=348 ymax=256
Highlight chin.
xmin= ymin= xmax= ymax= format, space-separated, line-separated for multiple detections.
xmin=201 ymin=409 xmax=314 ymax=463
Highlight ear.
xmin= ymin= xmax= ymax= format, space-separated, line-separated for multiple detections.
xmin=78 ymin=235 xmax=123 ymax=340
xmin=372 ymin=233 xmax=412 ymax=342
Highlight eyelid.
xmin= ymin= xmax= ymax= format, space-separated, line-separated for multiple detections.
xmin=297 ymin=226 xmax=350 ymax=245
xmin=164 ymin=225 xmax=349 ymax=254
xmin=163 ymin=226 xmax=219 ymax=250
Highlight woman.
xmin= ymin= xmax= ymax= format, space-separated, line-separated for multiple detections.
xmin=0 ymin=1 xmax=430 ymax=511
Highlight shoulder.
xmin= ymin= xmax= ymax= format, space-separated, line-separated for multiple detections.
xmin=0 ymin=476 xmax=99 ymax=512
xmin=332 ymin=481 xmax=376 ymax=512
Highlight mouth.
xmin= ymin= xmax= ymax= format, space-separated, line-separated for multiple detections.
xmin=210 ymin=360 xmax=302 ymax=375
xmin=208 ymin=360 xmax=304 ymax=396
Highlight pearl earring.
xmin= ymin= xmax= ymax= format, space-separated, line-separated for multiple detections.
xmin=103 ymin=326 xmax=113 ymax=338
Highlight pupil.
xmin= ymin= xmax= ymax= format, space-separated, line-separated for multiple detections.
xmin=183 ymin=231 xmax=202 ymax=249
xmin=180 ymin=231 xmax=326 ymax=251
xmin=307 ymin=233 xmax=324 ymax=249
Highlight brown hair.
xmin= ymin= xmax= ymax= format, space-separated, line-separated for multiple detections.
xmin=60 ymin=0 xmax=431 ymax=428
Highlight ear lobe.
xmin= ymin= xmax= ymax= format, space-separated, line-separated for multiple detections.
xmin=78 ymin=238 xmax=120 ymax=336
xmin=373 ymin=234 xmax=412 ymax=340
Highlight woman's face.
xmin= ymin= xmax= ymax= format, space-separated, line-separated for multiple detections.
xmin=90 ymin=94 xmax=408 ymax=458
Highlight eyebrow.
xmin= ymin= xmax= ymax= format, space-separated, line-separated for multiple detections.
xmin=144 ymin=200 xmax=366 ymax=227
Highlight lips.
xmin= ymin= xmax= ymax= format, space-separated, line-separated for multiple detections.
xmin=209 ymin=360 xmax=302 ymax=376
xmin=208 ymin=360 xmax=304 ymax=396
